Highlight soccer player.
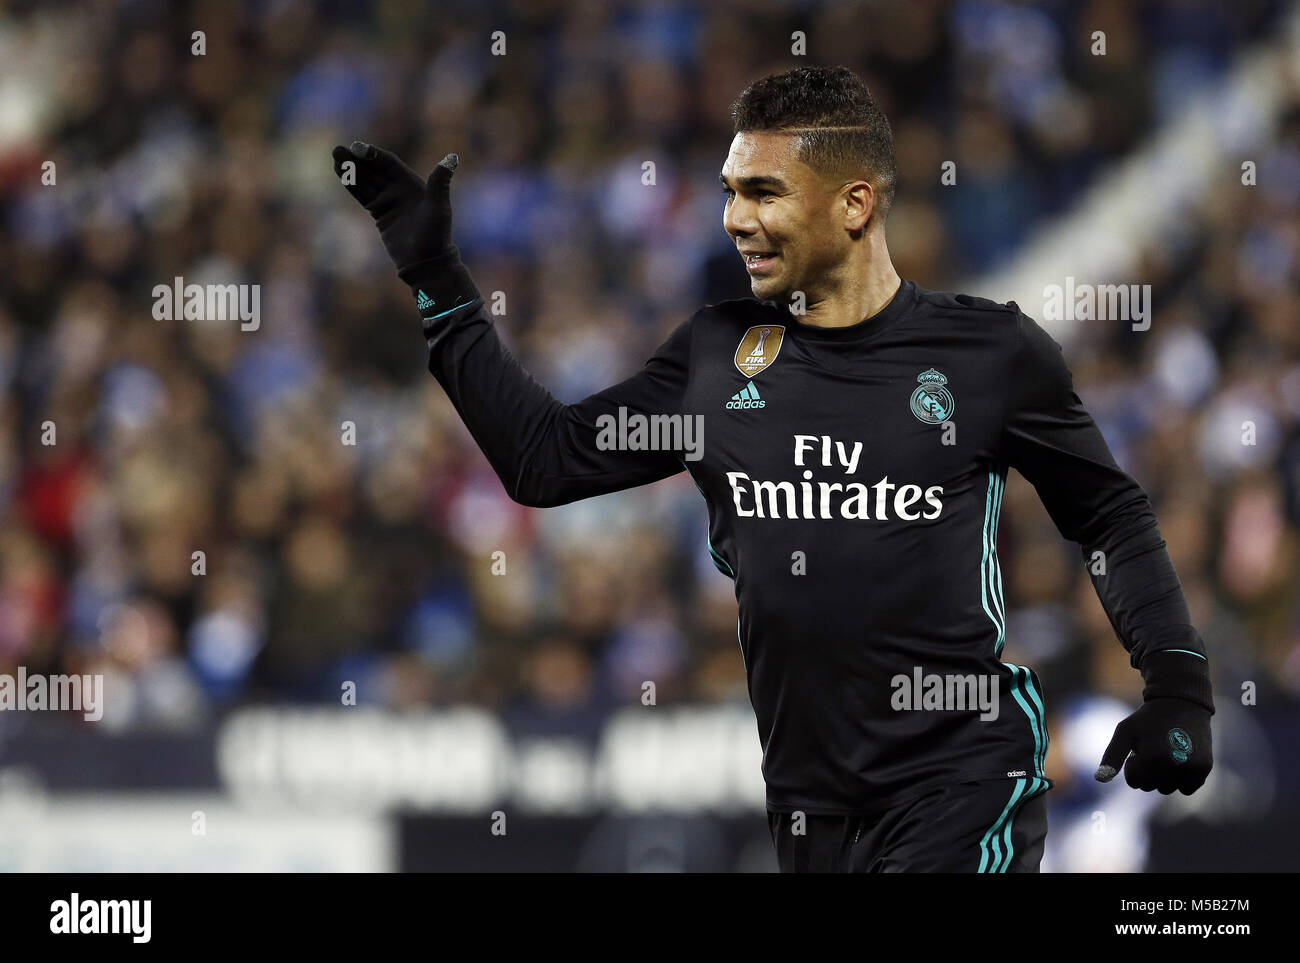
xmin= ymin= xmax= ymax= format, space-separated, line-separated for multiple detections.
xmin=333 ymin=64 xmax=1213 ymax=873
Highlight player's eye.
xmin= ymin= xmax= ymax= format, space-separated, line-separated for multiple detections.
xmin=721 ymin=186 xmax=776 ymax=201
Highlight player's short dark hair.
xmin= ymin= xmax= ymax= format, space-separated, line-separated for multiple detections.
xmin=730 ymin=65 xmax=897 ymax=221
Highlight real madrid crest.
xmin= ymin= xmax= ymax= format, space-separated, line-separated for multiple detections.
xmin=1167 ymin=727 xmax=1193 ymax=764
xmin=910 ymin=368 xmax=955 ymax=425
xmin=734 ymin=324 xmax=786 ymax=377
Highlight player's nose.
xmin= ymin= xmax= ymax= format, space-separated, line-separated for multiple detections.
xmin=723 ymin=196 xmax=758 ymax=240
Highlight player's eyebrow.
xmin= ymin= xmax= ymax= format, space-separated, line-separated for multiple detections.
xmin=719 ymin=172 xmax=789 ymax=191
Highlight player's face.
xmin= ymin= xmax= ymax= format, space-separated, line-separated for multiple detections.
xmin=720 ymin=132 xmax=855 ymax=302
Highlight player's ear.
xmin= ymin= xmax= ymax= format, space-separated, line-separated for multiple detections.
xmin=843 ymin=180 xmax=873 ymax=233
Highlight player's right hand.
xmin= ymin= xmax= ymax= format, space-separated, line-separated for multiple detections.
xmin=332 ymin=142 xmax=458 ymax=272
xmin=1094 ymin=696 xmax=1213 ymax=795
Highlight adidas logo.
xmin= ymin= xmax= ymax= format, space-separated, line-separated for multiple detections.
xmin=415 ymin=289 xmax=436 ymax=311
xmin=725 ymin=381 xmax=766 ymax=410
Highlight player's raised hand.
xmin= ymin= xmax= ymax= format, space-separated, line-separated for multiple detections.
xmin=332 ymin=141 xmax=458 ymax=272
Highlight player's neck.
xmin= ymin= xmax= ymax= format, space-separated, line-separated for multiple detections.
xmin=794 ymin=235 xmax=901 ymax=330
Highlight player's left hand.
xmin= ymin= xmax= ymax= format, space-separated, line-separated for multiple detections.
xmin=332 ymin=141 xmax=458 ymax=272
xmin=1094 ymin=697 xmax=1213 ymax=795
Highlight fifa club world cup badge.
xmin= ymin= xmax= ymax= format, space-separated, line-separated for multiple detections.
xmin=735 ymin=325 xmax=786 ymax=377
xmin=910 ymin=368 xmax=955 ymax=425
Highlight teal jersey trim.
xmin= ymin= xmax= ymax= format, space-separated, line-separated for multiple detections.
xmin=979 ymin=778 xmax=1026 ymax=873
xmin=1004 ymin=663 xmax=1049 ymax=778
xmin=978 ymin=775 xmax=1048 ymax=872
xmin=420 ymin=295 xmax=483 ymax=322
xmin=982 ymin=469 xmax=1049 ymax=782
xmin=680 ymin=459 xmax=735 ymax=579
xmin=991 ymin=473 xmax=1007 ymax=656
xmin=1155 ymin=648 xmax=1207 ymax=661
xmin=979 ymin=470 xmax=1007 ymax=654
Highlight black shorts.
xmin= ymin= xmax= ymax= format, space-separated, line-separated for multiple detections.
xmin=766 ymin=777 xmax=1050 ymax=873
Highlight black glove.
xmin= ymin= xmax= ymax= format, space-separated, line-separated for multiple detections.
xmin=332 ymin=141 xmax=482 ymax=322
xmin=332 ymin=141 xmax=456 ymax=271
xmin=1095 ymin=649 xmax=1214 ymax=795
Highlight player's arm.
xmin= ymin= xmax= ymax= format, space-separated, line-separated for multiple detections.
xmin=419 ymin=279 xmax=691 ymax=507
xmin=1000 ymin=309 xmax=1213 ymax=795
xmin=331 ymin=142 xmax=688 ymax=507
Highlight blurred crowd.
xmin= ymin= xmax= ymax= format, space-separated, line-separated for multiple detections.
xmin=0 ymin=0 xmax=1296 ymax=758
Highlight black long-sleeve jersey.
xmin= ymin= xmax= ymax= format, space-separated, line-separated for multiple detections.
xmin=411 ymin=266 xmax=1207 ymax=814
